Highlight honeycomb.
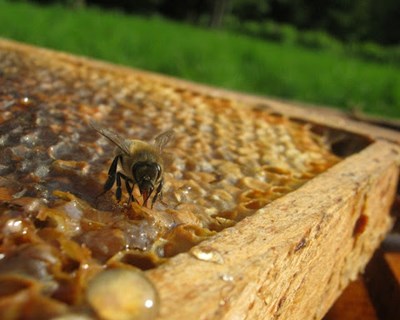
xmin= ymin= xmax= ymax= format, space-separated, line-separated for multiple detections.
xmin=0 ymin=46 xmax=340 ymax=319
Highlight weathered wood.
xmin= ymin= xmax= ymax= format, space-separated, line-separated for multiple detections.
xmin=1 ymin=38 xmax=399 ymax=319
xmin=146 ymin=141 xmax=399 ymax=319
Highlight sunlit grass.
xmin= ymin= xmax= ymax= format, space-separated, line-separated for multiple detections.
xmin=0 ymin=0 xmax=399 ymax=117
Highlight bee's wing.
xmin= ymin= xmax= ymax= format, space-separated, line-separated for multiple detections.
xmin=154 ymin=129 xmax=175 ymax=152
xmin=90 ymin=121 xmax=131 ymax=155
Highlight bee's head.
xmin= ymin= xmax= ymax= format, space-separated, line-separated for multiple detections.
xmin=132 ymin=161 xmax=161 ymax=206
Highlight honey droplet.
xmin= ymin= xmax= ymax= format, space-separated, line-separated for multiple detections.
xmin=191 ymin=246 xmax=224 ymax=264
xmin=87 ymin=268 xmax=159 ymax=320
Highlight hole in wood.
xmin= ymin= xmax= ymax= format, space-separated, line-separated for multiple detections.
xmin=353 ymin=214 xmax=369 ymax=238
xmin=310 ymin=125 xmax=371 ymax=157
xmin=330 ymin=134 xmax=371 ymax=157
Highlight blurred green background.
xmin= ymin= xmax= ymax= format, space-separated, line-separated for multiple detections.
xmin=0 ymin=0 xmax=399 ymax=118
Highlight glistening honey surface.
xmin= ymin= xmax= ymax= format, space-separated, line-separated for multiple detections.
xmin=0 ymin=47 xmax=340 ymax=319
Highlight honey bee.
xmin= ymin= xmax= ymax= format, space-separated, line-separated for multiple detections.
xmin=91 ymin=122 xmax=174 ymax=208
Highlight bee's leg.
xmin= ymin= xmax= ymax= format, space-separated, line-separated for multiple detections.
xmin=115 ymin=172 xmax=123 ymax=201
xmin=125 ymin=179 xmax=133 ymax=204
xmin=106 ymin=155 xmax=121 ymax=190
xmin=97 ymin=155 xmax=121 ymax=198
xmin=151 ymin=179 xmax=163 ymax=208
xmin=120 ymin=173 xmax=135 ymax=205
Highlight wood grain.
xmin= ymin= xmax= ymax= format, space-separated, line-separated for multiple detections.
xmin=147 ymin=141 xmax=399 ymax=319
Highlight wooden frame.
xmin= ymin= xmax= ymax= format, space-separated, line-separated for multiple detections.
xmin=1 ymin=38 xmax=399 ymax=319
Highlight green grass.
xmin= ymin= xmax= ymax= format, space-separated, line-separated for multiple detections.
xmin=0 ymin=0 xmax=399 ymax=118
